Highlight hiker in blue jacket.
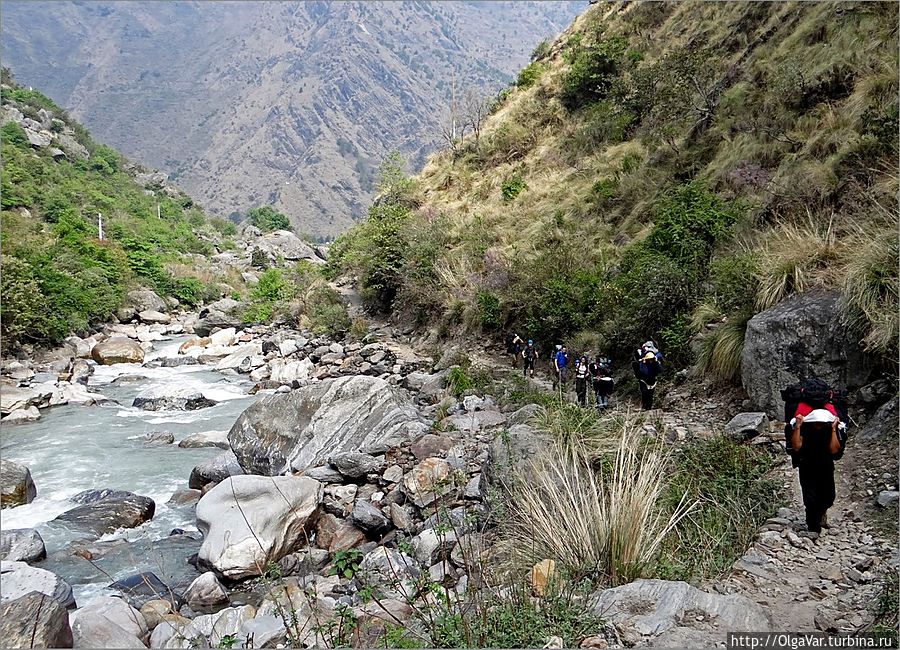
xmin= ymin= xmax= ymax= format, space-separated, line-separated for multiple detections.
xmin=553 ymin=345 xmax=569 ymax=389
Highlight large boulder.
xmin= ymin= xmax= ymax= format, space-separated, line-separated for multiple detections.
xmin=194 ymin=300 xmax=244 ymax=337
xmin=0 ymin=459 xmax=37 ymax=509
xmin=125 ymin=289 xmax=167 ymax=314
xmin=54 ymin=489 xmax=155 ymax=538
xmin=196 ymin=475 xmax=322 ymax=580
xmin=723 ymin=412 xmax=770 ymax=441
xmin=228 ymin=375 xmax=429 ymax=476
xmin=189 ymin=450 xmax=244 ymax=490
xmin=592 ymin=578 xmax=771 ymax=646
xmin=0 ymin=528 xmax=46 ymax=563
xmin=133 ymin=388 xmax=217 ymax=411
xmin=0 ymin=591 xmax=73 ymax=648
xmin=0 ymin=561 xmax=76 ymax=609
xmin=69 ymin=596 xmax=148 ymax=648
xmin=741 ymin=289 xmax=873 ymax=418
xmin=485 ymin=424 xmax=552 ymax=487
xmin=268 ymin=358 xmax=315 ymax=385
xmin=91 ymin=337 xmax=145 ymax=365
xmin=254 ymin=230 xmax=323 ymax=264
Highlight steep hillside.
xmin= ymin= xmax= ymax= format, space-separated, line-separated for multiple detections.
xmin=0 ymin=0 xmax=585 ymax=237
xmin=0 ymin=70 xmax=240 ymax=351
xmin=332 ymin=1 xmax=898 ymax=378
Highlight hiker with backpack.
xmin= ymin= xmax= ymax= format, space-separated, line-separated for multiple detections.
xmin=590 ymin=356 xmax=614 ymax=412
xmin=782 ymin=378 xmax=849 ymax=537
xmin=553 ymin=345 xmax=569 ymax=389
xmin=505 ymin=332 xmax=523 ymax=368
xmin=521 ymin=339 xmax=539 ymax=378
xmin=632 ymin=347 xmax=662 ymax=410
xmin=574 ymin=355 xmax=590 ymax=406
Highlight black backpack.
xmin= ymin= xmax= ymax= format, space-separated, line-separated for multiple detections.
xmin=781 ymin=378 xmax=849 ymax=465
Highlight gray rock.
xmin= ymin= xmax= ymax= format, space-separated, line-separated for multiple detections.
xmin=70 ymin=358 xmax=93 ymax=385
xmin=1 ymin=406 xmax=41 ymax=424
xmin=877 ymin=491 xmax=899 ymax=507
xmin=138 ymin=310 xmax=171 ymax=324
xmin=357 ymin=547 xmax=418 ymax=592
xmin=506 ymin=403 xmax=542 ymax=427
xmin=0 ymin=561 xmax=75 ymax=609
xmin=158 ymin=356 xmax=200 ymax=368
xmin=254 ymin=230 xmax=323 ymax=264
xmin=0 ymin=459 xmax=37 ymax=509
xmin=107 ymin=572 xmax=183 ymax=611
xmin=411 ymin=528 xmax=458 ymax=566
xmin=724 ymin=412 xmax=770 ymax=441
xmin=592 ymin=579 xmax=771 ymax=645
xmin=163 ymin=604 xmax=256 ymax=649
xmin=741 ymin=289 xmax=872 ymax=418
xmin=178 ymin=430 xmax=229 ymax=449
xmin=133 ymin=388 xmax=217 ymax=411
xmin=189 ymin=450 xmax=244 ymax=490
xmin=194 ymin=312 xmax=242 ymax=338
xmin=91 ymin=337 xmax=145 ymax=365
xmin=54 ymin=490 xmax=155 ymax=538
xmin=0 ymin=591 xmax=73 ymax=648
xmin=0 ymin=528 xmax=46 ymax=563
xmin=183 ymin=571 xmax=229 ymax=607
xmin=240 ymin=614 xmax=288 ymax=648
xmin=410 ymin=433 xmax=454 ymax=460
xmin=70 ymin=595 xmax=148 ymax=647
xmin=25 ymin=128 xmax=51 ymax=147
xmin=145 ymin=431 xmax=175 ymax=446
xmin=196 ymin=475 xmax=322 ymax=579
xmin=228 ymin=375 xmax=428 ymax=476
xmin=126 ymin=289 xmax=167 ymax=314
xmin=331 ymin=452 xmax=385 ymax=478
xmin=303 ymin=465 xmax=345 ymax=483
xmin=351 ymin=500 xmax=392 ymax=536
xmin=485 ymin=424 xmax=551 ymax=487
xmin=445 ymin=409 xmax=506 ymax=432
xmin=857 ymin=398 xmax=899 ymax=442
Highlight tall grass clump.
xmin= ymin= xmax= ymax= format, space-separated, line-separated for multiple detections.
xmin=755 ymin=215 xmax=842 ymax=310
xmin=507 ymin=419 xmax=694 ymax=585
xmin=693 ymin=312 xmax=752 ymax=384
xmin=839 ymin=225 xmax=899 ymax=358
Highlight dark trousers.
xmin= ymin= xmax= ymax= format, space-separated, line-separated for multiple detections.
xmin=575 ymin=378 xmax=587 ymax=405
xmin=798 ymin=459 xmax=836 ymax=532
xmin=638 ymin=381 xmax=655 ymax=410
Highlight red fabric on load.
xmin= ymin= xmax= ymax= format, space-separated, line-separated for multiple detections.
xmin=794 ymin=402 xmax=838 ymax=418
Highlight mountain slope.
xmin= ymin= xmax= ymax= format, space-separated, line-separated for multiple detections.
xmin=0 ymin=70 xmax=238 ymax=350
xmin=331 ymin=1 xmax=898 ymax=374
xmin=0 ymin=1 xmax=585 ymax=237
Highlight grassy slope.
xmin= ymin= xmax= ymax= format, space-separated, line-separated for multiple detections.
xmin=0 ymin=71 xmax=242 ymax=351
xmin=338 ymin=1 xmax=897 ymax=376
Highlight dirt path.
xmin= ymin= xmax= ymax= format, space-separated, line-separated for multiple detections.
xmin=712 ymin=436 xmax=896 ymax=634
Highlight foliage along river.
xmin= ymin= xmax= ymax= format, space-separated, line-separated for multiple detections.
xmin=1 ymin=336 xmax=263 ymax=605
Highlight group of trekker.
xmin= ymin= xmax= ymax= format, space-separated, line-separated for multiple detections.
xmin=504 ymin=333 xmax=662 ymax=411
xmin=504 ymin=331 xmax=850 ymax=539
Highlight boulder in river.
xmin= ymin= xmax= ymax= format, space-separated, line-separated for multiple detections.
xmin=0 ymin=459 xmax=37 ymax=509
xmin=54 ymin=489 xmax=155 ymax=538
xmin=108 ymin=571 xmax=184 ymax=611
xmin=189 ymin=450 xmax=244 ymax=490
xmin=178 ymin=430 xmax=229 ymax=449
xmin=138 ymin=309 xmax=171 ymax=324
xmin=1 ymin=406 xmax=41 ymax=424
xmin=228 ymin=375 xmax=428 ymax=476
xmin=0 ymin=528 xmax=46 ymax=563
xmin=196 ymin=475 xmax=322 ymax=580
xmin=0 ymin=561 xmax=76 ymax=609
xmin=183 ymin=571 xmax=229 ymax=607
xmin=91 ymin=337 xmax=145 ymax=365
xmin=741 ymin=289 xmax=873 ymax=418
xmin=0 ymin=591 xmax=73 ymax=648
xmin=133 ymin=388 xmax=217 ymax=411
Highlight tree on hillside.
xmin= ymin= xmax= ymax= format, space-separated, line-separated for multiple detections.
xmin=463 ymin=89 xmax=491 ymax=150
xmin=247 ymin=206 xmax=292 ymax=232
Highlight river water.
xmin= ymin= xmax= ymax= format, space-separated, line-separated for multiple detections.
xmin=1 ymin=336 xmax=264 ymax=604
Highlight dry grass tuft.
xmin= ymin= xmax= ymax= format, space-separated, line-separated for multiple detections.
xmin=507 ymin=416 xmax=695 ymax=584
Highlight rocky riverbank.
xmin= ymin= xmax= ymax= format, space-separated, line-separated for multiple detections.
xmin=1 ymin=286 xmax=897 ymax=649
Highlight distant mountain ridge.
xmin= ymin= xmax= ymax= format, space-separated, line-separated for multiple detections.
xmin=0 ymin=0 xmax=585 ymax=236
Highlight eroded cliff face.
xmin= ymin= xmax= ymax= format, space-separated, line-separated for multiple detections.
xmin=1 ymin=0 xmax=586 ymax=236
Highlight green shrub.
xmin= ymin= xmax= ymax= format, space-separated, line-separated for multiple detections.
xmin=516 ymin=62 xmax=545 ymax=89
xmin=657 ymin=436 xmax=781 ymax=581
xmin=560 ymin=36 xmax=628 ymax=110
xmin=248 ymin=206 xmax=291 ymax=232
xmin=0 ymin=255 xmax=52 ymax=348
xmin=447 ymin=366 xmax=475 ymax=397
xmin=475 ymin=291 xmax=501 ymax=329
xmin=1 ymin=121 xmax=28 ymax=147
xmin=500 ymin=176 xmax=527 ymax=202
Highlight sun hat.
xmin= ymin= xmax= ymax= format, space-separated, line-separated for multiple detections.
xmin=642 ymin=351 xmax=656 ymax=361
